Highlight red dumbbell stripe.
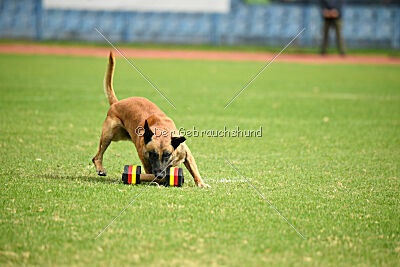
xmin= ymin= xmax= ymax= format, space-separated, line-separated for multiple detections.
xmin=174 ymin=167 xmax=179 ymax=186
xmin=128 ymin=165 xmax=133 ymax=184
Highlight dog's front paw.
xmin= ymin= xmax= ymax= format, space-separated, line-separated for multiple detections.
xmin=197 ymin=182 xmax=210 ymax=188
xmin=97 ymin=169 xmax=107 ymax=176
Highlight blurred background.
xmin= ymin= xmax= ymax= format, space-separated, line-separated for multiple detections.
xmin=0 ymin=0 xmax=399 ymax=50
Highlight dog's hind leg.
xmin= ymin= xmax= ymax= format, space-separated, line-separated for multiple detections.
xmin=92 ymin=116 xmax=123 ymax=176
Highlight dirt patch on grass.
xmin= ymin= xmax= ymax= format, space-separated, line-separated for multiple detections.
xmin=1 ymin=44 xmax=399 ymax=65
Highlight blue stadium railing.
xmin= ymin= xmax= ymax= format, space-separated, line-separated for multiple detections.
xmin=0 ymin=0 xmax=399 ymax=49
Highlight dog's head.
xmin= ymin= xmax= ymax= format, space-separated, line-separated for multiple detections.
xmin=142 ymin=120 xmax=186 ymax=178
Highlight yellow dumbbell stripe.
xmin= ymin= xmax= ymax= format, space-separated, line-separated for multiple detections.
xmin=169 ymin=167 xmax=175 ymax=186
xmin=131 ymin=165 xmax=138 ymax=184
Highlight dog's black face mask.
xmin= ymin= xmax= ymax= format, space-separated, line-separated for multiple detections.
xmin=142 ymin=120 xmax=185 ymax=178
xmin=147 ymin=150 xmax=171 ymax=178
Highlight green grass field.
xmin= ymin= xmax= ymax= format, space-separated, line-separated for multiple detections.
xmin=0 ymin=53 xmax=399 ymax=266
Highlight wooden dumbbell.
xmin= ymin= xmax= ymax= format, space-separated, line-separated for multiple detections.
xmin=122 ymin=165 xmax=184 ymax=187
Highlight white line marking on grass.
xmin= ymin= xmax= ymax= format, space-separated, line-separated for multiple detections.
xmin=95 ymin=28 xmax=176 ymax=110
xmin=224 ymin=158 xmax=306 ymax=239
xmin=208 ymin=178 xmax=247 ymax=183
xmin=224 ymin=28 xmax=305 ymax=109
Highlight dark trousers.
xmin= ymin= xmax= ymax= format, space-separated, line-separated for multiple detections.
xmin=321 ymin=18 xmax=345 ymax=55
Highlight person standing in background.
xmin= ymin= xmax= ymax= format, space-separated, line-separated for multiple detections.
xmin=320 ymin=0 xmax=346 ymax=55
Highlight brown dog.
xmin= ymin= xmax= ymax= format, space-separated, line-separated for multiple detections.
xmin=92 ymin=52 xmax=209 ymax=187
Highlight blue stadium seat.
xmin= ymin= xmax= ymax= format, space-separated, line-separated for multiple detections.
xmin=42 ymin=10 xmax=65 ymax=39
xmin=80 ymin=11 xmax=97 ymax=31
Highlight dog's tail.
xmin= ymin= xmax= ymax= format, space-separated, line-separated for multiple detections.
xmin=104 ymin=51 xmax=118 ymax=105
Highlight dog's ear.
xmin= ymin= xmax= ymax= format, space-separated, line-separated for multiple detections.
xmin=143 ymin=120 xmax=154 ymax=144
xmin=171 ymin=136 xmax=186 ymax=150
